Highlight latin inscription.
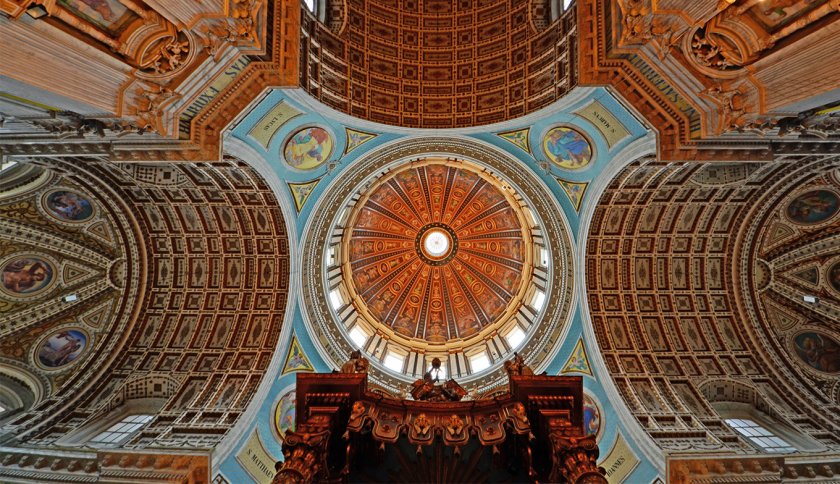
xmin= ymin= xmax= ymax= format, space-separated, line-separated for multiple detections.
xmin=179 ymin=57 xmax=252 ymax=139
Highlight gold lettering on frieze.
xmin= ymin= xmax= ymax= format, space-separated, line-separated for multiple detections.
xmin=235 ymin=430 xmax=277 ymax=483
xmin=248 ymin=100 xmax=303 ymax=149
xmin=599 ymin=432 xmax=640 ymax=483
xmin=575 ymin=100 xmax=631 ymax=149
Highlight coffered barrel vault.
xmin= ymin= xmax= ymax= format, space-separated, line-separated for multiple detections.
xmin=1 ymin=0 xmax=839 ymax=483
xmin=586 ymin=158 xmax=840 ymax=455
xmin=301 ymin=0 xmax=578 ymax=128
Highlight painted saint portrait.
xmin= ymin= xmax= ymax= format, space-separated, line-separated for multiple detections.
xmin=284 ymin=127 xmax=333 ymax=170
xmin=45 ymin=190 xmax=94 ymax=222
xmin=829 ymin=261 xmax=840 ymax=294
xmin=583 ymin=393 xmax=602 ymax=440
xmin=543 ymin=126 xmax=593 ymax=169
xmin=1 ymin=257 xmax=54 ymax=295
xmin=785 ymin=189 xmax=839 ymax=225
xmin=274 ymin=390 xmax=296 ymax=439
xmin=793 ymin=331 xmax=840 ymax=374
xmin=37 ymin=329 xmax=88 ymax=368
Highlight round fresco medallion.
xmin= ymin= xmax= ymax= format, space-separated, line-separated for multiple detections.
xmin=36 ymin=328 xmax=88 ymax=369
xmin=283 ymin=126 xmax=333 ymax=170
xmin=44 ymin=190 xmax=94 ymax=222
xmin=583 ymin=392 xmax=602 ymax=441
xmin=0 ymin=256 xmax=55 ymax=297
xmin=542 ymin=126 xmax=593 ymax=170
xmin=274 ymin=390 xmax=296 ymax=439
xmin=829 ymin=261 xmax=840 ymax=294
xmin=793 ymin=331 xmax=840 ymax=375
xmin=785 ymin=189 xmax=839 ymax=225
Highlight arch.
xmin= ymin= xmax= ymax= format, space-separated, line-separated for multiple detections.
xmin=0 ymin=361 xmax=48 ymax=408
xmin=585 ymin=156 xmax=840 ymax=459
xmin=0 ymin=361 xmax=47 ymax=429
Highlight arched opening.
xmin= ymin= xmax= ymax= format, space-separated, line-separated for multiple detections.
xmin=701 ymin=380 xmax=825 ymax=454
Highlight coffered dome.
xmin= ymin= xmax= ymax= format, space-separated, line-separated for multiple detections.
xmin=300 ymin=137 xmax=575 ymax=394
xmin=343 ymin=159 xmax=533 ymax=350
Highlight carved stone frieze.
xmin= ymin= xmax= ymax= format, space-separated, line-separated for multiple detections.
xmin=0 ymin=447 xmax=210 ymax=483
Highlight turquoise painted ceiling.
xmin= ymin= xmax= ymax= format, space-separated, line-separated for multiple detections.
xmin=216 ymin=86 xmax=659 ymax=484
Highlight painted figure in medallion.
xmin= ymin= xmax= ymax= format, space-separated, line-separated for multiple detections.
xmin=284 ymin=127 xmax=333 ymax=170
xmin=829 ymin=261 xmax=840 ymax=293
xmin=274 ymin=391 xmax=297 ymax=439
xmin=1 ymin=257 xmax=53 ymax=295
xmin=794 ymin=332 xmax=840 ymax=374
xmin=543 ymin=127 xmax=593 ymax=169
xmin=786 ymin=189 xmax=839 ymax=225
xmin=583 ymin=393 xmax=601 ymax=439
xmin=46 ymin=190 xmax=94 ymax=221
xmin=38 ymin=329 xmax=87 ymax=368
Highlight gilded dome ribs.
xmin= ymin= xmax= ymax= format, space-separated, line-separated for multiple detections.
xmin=439 ymin=268 xmax=460 ymax=340
xmin=350 ymin=248 xmax=412 ymax=271
xmin=416 ymin=166 xmax=435 ymax=220
xmin=415 ymin=268 xmax=435 ymax=339
xmin=351 ymin=230 xmax=411 ymax=239
xmin=461 ymin=231 xmax=523 ymax=240
xmin=358 ymin=257 xmax=418 ymax=299
xmin=325 ymin=153 xmax=564 ymax=385
xmin=448 ymin=178 xmax=485 ymax=224
xmin=383 ymin=266 xmax=424 ymax=335
xmin=458 ymin=256 xmax=515 ymax=302
xmin=458 ymin=200 xmax=512 ymax=231
xmin=364 ymin=202 xmax=419 ymax=230
xmin=387 ymin=179 xmax=426 ymax=224
xmin=450 ymin=266 xmax=491 ymax=328
xmin=439 ymin=167 xmax=458 ymax=221
xmin=460 ymin=248 xmax=524 ymax=271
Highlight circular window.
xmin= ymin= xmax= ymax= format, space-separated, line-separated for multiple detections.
xmin=420 ymin=227 xmax=451 ymax=258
